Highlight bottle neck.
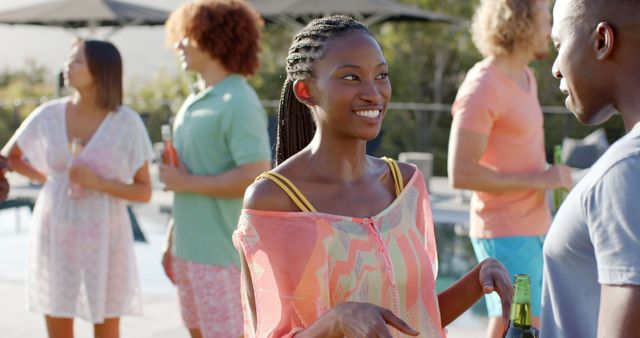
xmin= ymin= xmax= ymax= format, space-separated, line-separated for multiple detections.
xmin=70 ymin=138 xmax=82 ymax=156
xmin=161 ymin=125 xmax=173 ymax=143
xmin=509 ymin=280 xmax=532 ymax=327
xmin=509 ymin=303 xmax=532 ymax=328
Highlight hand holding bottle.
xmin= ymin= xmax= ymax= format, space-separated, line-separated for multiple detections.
xmin=68 ymin=163 xmax=103 ymax=191
xmin=478 ymin=258 xmax=513 ymax=327
xmin=553 ymin=145 xmax=570 ymax=211
xmin=159 ymin=162 xmax=189 ymax=192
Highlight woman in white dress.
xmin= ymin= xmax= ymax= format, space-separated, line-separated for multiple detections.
xmin=3 ymin=39 xmax=154 ymax=338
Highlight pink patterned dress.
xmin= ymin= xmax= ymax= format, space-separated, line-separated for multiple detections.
xmin=233 ymin=167 xmax=446 ymax=338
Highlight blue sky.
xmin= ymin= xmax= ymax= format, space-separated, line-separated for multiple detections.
xmin=0 ymin=0 xmax=186 ymax=86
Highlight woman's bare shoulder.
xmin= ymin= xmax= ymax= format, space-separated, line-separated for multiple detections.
xmin=396 ymin=161 xmax=417 ymax=187
xmin=375 ymin=156 xmax=417 ymax=187
xmin=242 ymin=163 xmax=302 ymax=212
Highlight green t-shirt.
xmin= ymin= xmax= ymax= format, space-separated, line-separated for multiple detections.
xmin=172 ymin=74 xmax=271 ymax=267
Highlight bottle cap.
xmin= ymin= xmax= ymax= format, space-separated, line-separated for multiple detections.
xmin=513 ymin=274 xmax=531 ymax=304
xmin=161 ymin=124 xmax=172 ymax=140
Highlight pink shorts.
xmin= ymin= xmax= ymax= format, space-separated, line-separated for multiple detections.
xmin=172 ymin=256 xmax=243 ymax=338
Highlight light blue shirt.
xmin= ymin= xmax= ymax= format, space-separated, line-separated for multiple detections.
xmin=541 ymin=123 xmax=640 ymax=337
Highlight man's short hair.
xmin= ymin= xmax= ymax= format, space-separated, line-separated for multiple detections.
xmin=570 ymin=0 xmax=640 ymax=23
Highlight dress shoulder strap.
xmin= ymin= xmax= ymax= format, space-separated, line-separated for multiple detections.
xmin=255 ymin=172 xmax=317 ymax=212
xmin=381 ymin=157 xmax=404 ymax=197
xmin=255 ymin=158 xmax=403 ymax=211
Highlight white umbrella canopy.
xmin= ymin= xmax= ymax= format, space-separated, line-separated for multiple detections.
xmin=0 ymin=0 xmax=168 ymax=35
xmin=0 ymin=0 xmax=171 ymax=93
xmin=250 ymin=0 xmax=459 ymax=28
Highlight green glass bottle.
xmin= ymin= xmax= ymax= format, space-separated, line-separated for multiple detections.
xmin=553 ymin=144 xmax=568 ymax=211
xmin=503 ymin=274 xmax=538 ymax=338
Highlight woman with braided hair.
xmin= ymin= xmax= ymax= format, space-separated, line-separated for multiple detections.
xmin=233 ymin=15 xmax=512 ymax=338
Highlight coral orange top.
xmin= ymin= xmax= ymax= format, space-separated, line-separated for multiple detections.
xmin=452 ymin=58 xmax=551 ymax=238
xmin=233 ymin=161 xmax=445 ymax=338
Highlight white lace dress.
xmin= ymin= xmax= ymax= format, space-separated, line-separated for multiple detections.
xmin=8 ymin=97 xmax=153 ymax=323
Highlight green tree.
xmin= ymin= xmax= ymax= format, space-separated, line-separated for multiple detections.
xmin=127 ymin=69 xmax=193 ymax=143
xmin=0 ymin=59 xmax=54 ymax=146
xmin=371 ymin=0 xmax=479 ymax=174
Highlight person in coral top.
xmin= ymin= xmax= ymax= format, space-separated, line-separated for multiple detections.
xmin=447 ymin=1 xmax=573 ymax=337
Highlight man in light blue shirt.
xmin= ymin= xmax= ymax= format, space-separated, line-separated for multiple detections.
xmin=542 ymin=0 xmax=640 ymax=337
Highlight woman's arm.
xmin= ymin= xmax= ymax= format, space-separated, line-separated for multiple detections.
xmin=7 ymin=144 xmax=46 ymax=184
xmin=69 ymin=162 xmax=152 ymax=202
xmin=438 ymin=258 xmax=512 ymax=327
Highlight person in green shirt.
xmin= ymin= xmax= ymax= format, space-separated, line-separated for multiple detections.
xmin=161 ymin=1 xmax=271 ymax=337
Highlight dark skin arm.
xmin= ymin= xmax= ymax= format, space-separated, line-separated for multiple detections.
xmin=597 ymin=284 xmax=640 ymax=338
xmin=0 ymin=155 xmax=9 ymax=201
xmin=438 ymin=258 xmax=512 ymax=327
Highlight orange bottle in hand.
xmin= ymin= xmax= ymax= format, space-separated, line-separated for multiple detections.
xmin=161 ymin=124 xmax=180 ymax=167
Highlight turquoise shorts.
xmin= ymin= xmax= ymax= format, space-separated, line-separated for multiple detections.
xmin=470 ymin=235 xmax=544 ymax=317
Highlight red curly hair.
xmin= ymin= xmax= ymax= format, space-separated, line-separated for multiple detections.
xmin=165 ymin=0 xmax=263 ymax=76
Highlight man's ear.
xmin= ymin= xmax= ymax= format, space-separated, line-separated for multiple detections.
xmin=594 ymin=22 xmax=615 ymax=60
xmin=293 ymin=80 xmax=316 ymax=106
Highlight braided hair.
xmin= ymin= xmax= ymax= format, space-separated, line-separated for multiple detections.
xmin=274 ymin=15 xmax=373 ymax=165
